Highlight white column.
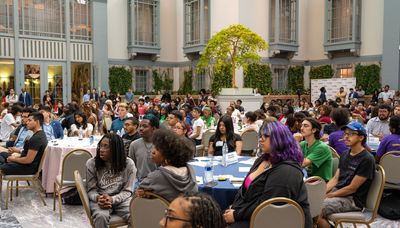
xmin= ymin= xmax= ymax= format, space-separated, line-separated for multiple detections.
xmin=236 ymin=67 xmax=244 ymax=88
xmin=304 ymin=65 xmax=310 ymax=89
xmin=173 ymin=67 xmax=180 ymax=91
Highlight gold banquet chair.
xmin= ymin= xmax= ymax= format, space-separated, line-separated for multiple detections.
xmin=379 ymin=151 xmax=400 ymax=190
xmin=74 ymin=170 xmax=128 ymax=228
xmin=130 ymin=192 xmax=170 ymax=228
xmin=250 ymin=197 xmax=305 ymax=228
xmin=305 ymin=176 xmax=327 ymax=219
xmin=0 ymin=146 xmax=49 ymax=209
xmin=54 ymin=149 xmax=93 ymax=221
xmin=328 ymin=165 xmax=385 ymax=228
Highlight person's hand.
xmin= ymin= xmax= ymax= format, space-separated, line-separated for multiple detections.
xmin=223 ymin=209 xmax=235 ymax=224
xmin=97 ymin=195 xmax=112 ymax=209
xmin=7 ymin=156 xmax=16 ymax=163
xmin=326 ymin=192 xmax=335 ymax=198
xmin=135 ymin=189 xmax=146 ymax=198
xmin=377 ymin=133 xmax=384 ymax=141
xmin=321 ymin=134 xmax=329 ymax=142
xmin=293 ymin=133 xmax=303 ymax=142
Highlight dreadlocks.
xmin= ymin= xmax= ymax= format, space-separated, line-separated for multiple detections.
xmin=95 ymin=133 xmax=127 ymax=173
xmin=181 ymin=192 xmax=225 ymax=228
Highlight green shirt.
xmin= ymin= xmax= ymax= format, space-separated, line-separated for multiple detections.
xmin=201 ymin=116 xmax=216 ymax=128
xmin=300 ymin=139 xmax=332 ymax=181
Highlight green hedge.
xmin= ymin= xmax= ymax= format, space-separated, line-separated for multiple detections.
xmin=153 ymin=69 xmax=173 ymax=92
xmin=309 ymin=65 xmax=334 ymax=79
xmin=109 ymin=66 xmax=132 ymax=94
xmin=244 ymin=63 xmax=272 ymax=95
xmin=354 ymin=64 xmax=381 ymax=94
xmin=178 ymin=70 xmax=193 ymax=95
xmin=287 ymin=66 xmax=304 ymax=91
xmin=211 ymin=64 xmax=233 ymax=94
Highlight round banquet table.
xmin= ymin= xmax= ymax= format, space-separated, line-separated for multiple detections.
xmin=189 ymin=156 xmax=255 ymax=210
xmin=41 ymin=137 xmax=98 ymax=193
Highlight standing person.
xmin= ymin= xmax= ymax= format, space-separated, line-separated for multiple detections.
xmin=136 ymin=129 xmax=197 ymax=202
xmin=298 ymin=118 xmax=332 ymax=181
xmin=335 ymin=87 xmax=347 ymax=105
xmin=319 ymin=87 xmax=327 ymax=103
xmin=86 ymin=133 xmax=137 ymax=228
xmin=317 ymin=121 xmax=375 ymax=228
xmin=128 ymin=114 xmax=159 ymax=184
xmin=90 ymin=88 xmax=99 ymax=102
xmin=224 ymin=121 xmax=312 ymax=228
xmin=5 ymin=89 xmax=18 ymax=105
xmin=83 ymin=89 xmax=91 ymax=103
xmin=348 ymin=88 xmax=358 ymax=105
xmin=99 ymin=91 xmax=108 ymax=109
xmin=356 ymin=86 xmax=365 ymax=104
xmin=125 ymin=88 xmax=134 ymax=104
xmin=0 ymin=112 xmax=48 ymax=175
xmin=18 ymin=88 xmax=32 ymax=107
xmin=42 ymin=90 xmax=53 ymax=106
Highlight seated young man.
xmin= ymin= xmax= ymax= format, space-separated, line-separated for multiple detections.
xmin=317 ymin=121 xmax=375 ymax=228
xmin=0 ymin=112 xmax=48 ymax=175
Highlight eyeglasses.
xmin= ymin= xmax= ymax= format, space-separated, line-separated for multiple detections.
xmin=172 ymin=127 xmax=184 ymax=130
xmin=163 ymin=209 xmax=191 ymax=227
xmin=343 ymin=131 xmax=359 ymax=137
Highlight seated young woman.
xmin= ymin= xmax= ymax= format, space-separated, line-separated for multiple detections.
xmin=223 ymin=121 xmax=312 ymax=228
xmin=86 ymin=133 xmax=137 ymax=228
xmin=136 ymin=129 xmax=197 ymax=202
xmin=160 ymin=192 xmax=226 ymax=228
xmin=208 ymin=115 xmax=242 ymax=156
xmin=70 ymin=111 xmax=93 ymax=137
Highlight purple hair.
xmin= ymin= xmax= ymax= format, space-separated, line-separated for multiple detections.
xmin=261 ymin=121 xmax=303 ymax=165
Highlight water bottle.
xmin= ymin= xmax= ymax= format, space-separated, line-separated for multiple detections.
xmin=222 ymin=141 xmax=228 ymax=167
xmin=63 ymin=128 xmax=68 ymax=139
xmin=79 ymin=127 xmax=83 ymax=140
xmin=204 ymin=157 xmax=214 ymax=184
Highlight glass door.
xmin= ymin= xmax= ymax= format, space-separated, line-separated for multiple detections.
xmin=23 ymin=64 xmax=41 ymax=105
xmin=47 ymin=65 xmax=63 ymax=104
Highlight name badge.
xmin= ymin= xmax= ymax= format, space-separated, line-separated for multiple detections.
xmin=216 ymin=141 xmax=223 ymax=147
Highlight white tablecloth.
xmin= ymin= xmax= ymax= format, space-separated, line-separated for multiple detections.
xmin=41 ymin=137 xmax=98 ymax=193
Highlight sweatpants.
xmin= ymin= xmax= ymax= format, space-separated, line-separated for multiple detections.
xmin=90 ymin=198 xmax=131 ymax=228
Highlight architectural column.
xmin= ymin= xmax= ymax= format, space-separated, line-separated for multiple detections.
xmin=12 ymin=0 xmax=21 ymax=93
xmin=173 ymin=67 xmax=180 ymax=91
xmin=236 ymin=68 xmax=244 ymax=88
xmin=65 ymin=0 xmax=72 ymax=102
xmin=382 ymin=0 xmax=400 ymax=90
xmin=303 ymin=65 xmax=310 ymax=90
xmin=92 ymin=0 xmax=109 ymax=92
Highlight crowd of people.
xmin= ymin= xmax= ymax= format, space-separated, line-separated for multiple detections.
xmin=0 ymin=85 xmax=399 ymax=228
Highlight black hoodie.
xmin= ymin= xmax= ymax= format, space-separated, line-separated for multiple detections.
xmin=231 ymin=157 xmax=312 ymax=228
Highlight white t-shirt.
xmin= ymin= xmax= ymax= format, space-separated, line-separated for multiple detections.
xmin=192 ymin=118 xmax=204 ymax=140
xmin=0 ymin=113 xmax=16 ymax=141
xmin=70 ymin=123 xmax=94 ymax=136
xmin=378 ymin=91 xmax=393 ymax=101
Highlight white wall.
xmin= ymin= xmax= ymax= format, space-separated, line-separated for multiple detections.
xmin=107 ymin=0 xmax=128 ymax=60
xmin=175 ymin=0 xmax=185 ymax=62
xmin=303 ymin=0 xmax=326 ymax=61
xmin=210 ymin=0 xmax=240 ymax=35
xmin=159 ymin=0 xmax=178 ymax=62
xmin=360 ymin=0 xmax=383 ymax=56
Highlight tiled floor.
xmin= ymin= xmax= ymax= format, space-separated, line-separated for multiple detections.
xmin=0 ymin=181 xmax=399 ymax=228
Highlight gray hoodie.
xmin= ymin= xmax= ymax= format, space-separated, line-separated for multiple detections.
xmin=139 ymin=165 xmax=198 ymax=202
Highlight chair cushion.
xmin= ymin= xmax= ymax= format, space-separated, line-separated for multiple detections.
xmin=110 ymin=215 xmax=128 ymax=225
xmin=329 ymin=210 xmax=372 ymax=222
xmin=55 ymin=175 xmax=76 ymax=186
xmin=3 ymin=174 xmax=35 ymax=180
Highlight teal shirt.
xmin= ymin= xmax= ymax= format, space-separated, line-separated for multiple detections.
xmin=111 ymin=117 xmax=128 ymax=133
xmin=300 ymin=140 xmax=333 ymax=181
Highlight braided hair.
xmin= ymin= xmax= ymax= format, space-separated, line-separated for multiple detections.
xmin=95 ymin=133 xmax=127 ymax=173
xmin=180 ymin=192 xmax=225 ymax=228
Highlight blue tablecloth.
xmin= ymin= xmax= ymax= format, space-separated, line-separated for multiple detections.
xmin=189 ymin=156 xmax=254 ymax=210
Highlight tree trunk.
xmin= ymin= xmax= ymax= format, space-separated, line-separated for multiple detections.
xmin=232 ymin=61 xmax=236 ymax=87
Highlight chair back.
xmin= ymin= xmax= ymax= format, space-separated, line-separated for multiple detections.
xmin=365 ymin=165 xmax=385 ymax=221
xmin=379 ymin=151 xmax=400 ymax=185
xmin=241 ymin=130 xmax=259 ymax=151
xmin=201 ymin=129 xmax=215 ymax=153
xmin=332 ymin=157 xmax=339 ymax=177
xmin=74 ymin=170 xmax=94 ymax=227
xmin=305 ymin=176 xmax=326 ymax=218
xmin=130 ymin=192 xmax=169 ymax=228
xmin=35 ymin=146 xmax=49 ymax=178
xmin=328 ymin=146 xmax=340 ymax=158
xmin=250 ymin=197 xmax=304 ymax=228
xmin=61 ymin=149 xmax=93 ymax=185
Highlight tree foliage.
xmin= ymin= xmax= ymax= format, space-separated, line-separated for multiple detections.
xmin=197 ymin=24 xmax=268 ymax=87
xmin=109 ymin=66 xmax=132 ymax=94
xmin=244 ymin=63 xmax=272 ymax=95
xmin=354 ymin=64 xmax=381 ymax=94
xmin=211 ymin=65 xmax=232 ymax=94
xmin=309 ymin=65 xmax=334 ymax=79
xmin=153 ymin=69 xmax=173 ymax=92
xmin=288 ymin=66 xmax=304 ymax=91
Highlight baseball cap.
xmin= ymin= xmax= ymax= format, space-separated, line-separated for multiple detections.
xmin=342 ymin=121 xmax=366 ymax=135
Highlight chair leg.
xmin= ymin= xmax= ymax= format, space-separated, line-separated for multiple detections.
xmin=32 ymin=179 xmax=47 ymax=206
xmin=5 ymin=180 xmax=10 ymax=209
xmin=53 ymin=182 xmax=56 ymax=211
xmin=58 ymin=188 xmax=63 ymax=221
xmin=10 ymin=181 xmax=13 ymax=202
xmin=16 ymin=181 xmax=18 ymax=197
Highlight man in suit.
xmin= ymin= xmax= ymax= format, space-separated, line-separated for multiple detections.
xmin=18 ymin=88 xmax=32 ymax=107
xmin=90 ymin=88 xmax=99 ymax=102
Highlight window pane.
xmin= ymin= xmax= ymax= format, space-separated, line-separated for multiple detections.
xmin=19 ymin=0 xmax=65 ymax=38
xmin=135 ymin=70 xmax=147 ymax=92
xmin=185 ymin=0 xmax=200 ymax=46
xmin=279 ymin=0 xmax=296 ymax=44
xmin=70 ymin=0 xmax=91 ymax=41
xmin=134 ymin=0 xmax=157 ymax=46
xmin=330 ymin=0 xmax=353 ymax=43
xmin=0 ymin=0 xmax=13 ymax=34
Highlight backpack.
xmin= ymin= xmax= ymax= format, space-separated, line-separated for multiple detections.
xmin=61 ymin=187 xmax=82 ymax=205
xmin=378 ymin=189 xmax=400 ymax=220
